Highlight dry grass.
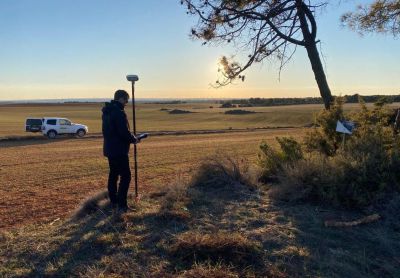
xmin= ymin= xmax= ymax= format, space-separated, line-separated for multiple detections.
xmin=190 ymin=152 xmax=253 ymax=189
xmin=72 ymin=191 xmax=109 ymax=220
xmin=169 ymin=231 xmax=262 ymax=267
xmin=177 ymin=263 xmax=239 ymax=278
xmin=1 ymin=126 xmax=399 ymax=277
xmin=268 ymin=156 xmax=327 ymax=203
xmin=1 ymin=158 xmax=400 ymax=277
xmin=158 ymin=180 xmax=191 ymax=221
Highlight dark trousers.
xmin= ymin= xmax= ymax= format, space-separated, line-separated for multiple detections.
xmin=107 ymin=155 xmax=131 ymax=208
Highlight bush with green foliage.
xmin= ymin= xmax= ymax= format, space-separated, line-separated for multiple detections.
xmin=263 ymin=97 xmax=400 ymax=208
xmin=258 ymin=137 xmax=303 ymax=182
xmin=278 ymin=150 xmax=397 ymax=208
xmin=304 ymin=97 xmax=345 ymax=156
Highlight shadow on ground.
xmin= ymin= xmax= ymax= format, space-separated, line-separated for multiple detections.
xmin=2 ymin=180 xmax=400 ymax=277
xmin=3 ymin=203 xmax=138 ymax=277
xmin=1 ymin=179 xmax=266 ymax=277
xmin=263 ymin=196 xmax=400 ymax=278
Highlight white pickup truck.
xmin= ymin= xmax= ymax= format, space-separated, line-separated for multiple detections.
xmin=25 ymin=117 xmax=88 ymax=139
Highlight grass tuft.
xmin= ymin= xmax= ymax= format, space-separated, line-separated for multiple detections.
xmin=158 ymin=178 xmax=192 ymax=221
xmin=190 ymin=152 xmax=253 ymax=190
xmin=169 ymin=231 xmax=262 ymax=267
xmin=178 ymin=263 xmax=239 ymax=278
xmin=72 ymin=191 xmax=108 ymax=219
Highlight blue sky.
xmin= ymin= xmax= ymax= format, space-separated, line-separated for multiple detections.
xmin=0 ymin=0 xmax=399 ymax=100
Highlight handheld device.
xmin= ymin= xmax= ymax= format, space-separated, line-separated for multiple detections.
xmin=137 ymin=133 xmax=149 ymax=140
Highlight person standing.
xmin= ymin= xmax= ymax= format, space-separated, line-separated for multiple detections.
xmin=102 ymin=90 xmax=138 ymax=212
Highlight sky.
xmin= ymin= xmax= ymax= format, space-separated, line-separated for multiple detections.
xmin=0 ymin=0 xmax=399 ymax=101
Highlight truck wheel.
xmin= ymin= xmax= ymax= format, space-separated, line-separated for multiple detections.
xmin=77 ymin=129 xmax=86 ymax=138
xmin=47 ymin=130 xmax=57 ymax=139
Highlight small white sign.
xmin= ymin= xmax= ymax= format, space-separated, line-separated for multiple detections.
xmin=336 ymin=120 xmax=355 ymax=135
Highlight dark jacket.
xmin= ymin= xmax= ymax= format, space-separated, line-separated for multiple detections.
xmin=102 ymin=100 xmax=136 ymax=157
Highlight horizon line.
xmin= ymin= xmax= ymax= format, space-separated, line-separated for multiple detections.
xmin=1 ymin=93 xmax=400 ymax=104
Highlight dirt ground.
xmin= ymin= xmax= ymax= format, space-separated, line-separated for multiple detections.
xmin=0 ymin=128 xmax=301 ymax=230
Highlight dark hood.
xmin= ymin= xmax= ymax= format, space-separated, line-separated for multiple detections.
xmin=102 ymin=100 xmax=124 ymax=115
xmin=102 ymin=102 xmax=112 ymax=115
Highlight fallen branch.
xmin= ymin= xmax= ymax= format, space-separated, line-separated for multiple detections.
xmin=324 ymin=214 xmax=380 ymax=227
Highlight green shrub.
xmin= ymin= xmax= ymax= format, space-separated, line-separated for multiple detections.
xmin=273 ymin=149 xmax=396 ymax=208
xmin=304 ymin=97 xmax=345 ymax=155
xmin=277 ymin=137 xmax=303 ymax=162
xmin=258 ymin=137 xmax=303 ymax=182
xmin=264 ymin=97 xmax=400 ymax=208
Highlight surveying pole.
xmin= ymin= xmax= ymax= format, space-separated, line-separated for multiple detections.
xmin=126 ymin=74 xmax=139 ymax=200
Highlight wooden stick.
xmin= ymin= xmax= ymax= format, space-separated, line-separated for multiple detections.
xmin=324 ymin=214 xmax=380 ymax=227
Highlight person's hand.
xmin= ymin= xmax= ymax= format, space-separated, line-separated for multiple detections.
xmin=132 ymin=134 xmax=140 ymax=144
xmin=132 ymin=133 xmax=148 ymax=144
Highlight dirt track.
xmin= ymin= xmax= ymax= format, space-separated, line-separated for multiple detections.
xmin=0 ymin=126 xmax=298 ymax=142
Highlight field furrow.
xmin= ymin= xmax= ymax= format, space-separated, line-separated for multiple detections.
xmin=0 ymin=129 xmax=302 ymax=230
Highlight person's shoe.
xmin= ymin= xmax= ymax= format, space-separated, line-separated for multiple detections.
xmin=111 ymin=202 xmax=118 ymax=210
xmin=118 ymin=205 xmax=135 ymax=213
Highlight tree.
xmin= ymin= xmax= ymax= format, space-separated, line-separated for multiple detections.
xmin=341 ymin=0 xmax=400 ymax=36
xmin=182 ymin=0 xmax=334 ymax=109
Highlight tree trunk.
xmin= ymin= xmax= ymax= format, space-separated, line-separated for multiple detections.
xmin=296 ymin=2 xmax=333 ymax=109
xmin=304 ymin=41 xmax=333 ymax=109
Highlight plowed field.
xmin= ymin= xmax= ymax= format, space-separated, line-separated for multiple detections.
xmin=0 ymin=128 xmax=301 ymax=230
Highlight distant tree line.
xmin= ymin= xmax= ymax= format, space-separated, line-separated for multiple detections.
xmin=219 ymin=94 xmax=400 ymax=107
xmin=145 ymin=100 xmax=187 ymax=105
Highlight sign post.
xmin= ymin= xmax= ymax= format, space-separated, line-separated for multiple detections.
xmin=336 ymin=120 xmax=355 ymax=149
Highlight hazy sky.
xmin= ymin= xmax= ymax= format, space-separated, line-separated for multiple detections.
xmin=0 ymin=0 xmax=399 ymax=100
